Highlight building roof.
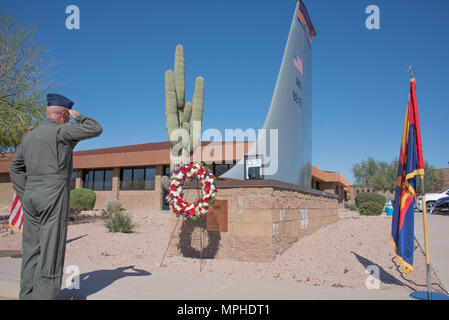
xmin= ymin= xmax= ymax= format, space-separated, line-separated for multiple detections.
xmin=72 ymin=141 xmax=252 ymax=169
xmin=0 ymin=141 xmax=252 ymax=171
xmin=312 ymin=165 xmax=349 ymax=187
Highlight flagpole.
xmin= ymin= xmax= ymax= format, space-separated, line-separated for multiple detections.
xmin=409 ymin=67 xmax=431 ymax=299
xmin=406 ymin=70 xmax=448 ymax=300
xmin=420 ymin=178 xmax=432 ymax=300
xmin=409 ymin=67 xmax=432 ymax=299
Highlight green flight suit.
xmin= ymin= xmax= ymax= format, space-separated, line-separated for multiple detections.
xmin=9 ymin=115 xmax=102 ymax=300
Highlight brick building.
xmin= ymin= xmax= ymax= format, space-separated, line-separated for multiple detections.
xmin=348 ymin=185 xmax=395 ymax=203
xmin=0 ymin=141 xmax=349 ymax=210
xmin=311 ymin=166 xmax=349 ymax=203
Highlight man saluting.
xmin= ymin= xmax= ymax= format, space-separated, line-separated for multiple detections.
xmin=9 ymin=93 xmax=103 ymax=300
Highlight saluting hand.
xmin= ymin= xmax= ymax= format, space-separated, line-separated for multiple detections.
xmin=68 ymin=109 xmax=81 ymax=119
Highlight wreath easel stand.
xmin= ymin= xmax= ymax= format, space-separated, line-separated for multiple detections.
xmin=160 ymin=164 xmax=216 ymax=272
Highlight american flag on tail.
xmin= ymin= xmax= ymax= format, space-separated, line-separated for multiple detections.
xmin=293 ymin=52 xmax=303 ymax=76
xmin=9 ymin=189 xmax=23 ymax=233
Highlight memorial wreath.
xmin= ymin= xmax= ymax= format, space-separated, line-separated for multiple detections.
xmin=167 ymin=162 xmax=217 ymax=220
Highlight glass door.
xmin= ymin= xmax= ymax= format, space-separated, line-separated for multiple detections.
xmin=162 ymin=166 xmax=170 ymax=210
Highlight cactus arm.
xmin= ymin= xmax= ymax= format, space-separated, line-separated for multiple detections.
xmin=180 ymin=102 xmax=192 ymax=125
xmin=190 ymin=76 xmax=204 ymax=151
xmin=191 ymin=76 xmax=204 ymax=122
xmin=165 ymin=70 xmax=179 ymax=145
xmin=174 ymin=44 xmax=185 ymax=110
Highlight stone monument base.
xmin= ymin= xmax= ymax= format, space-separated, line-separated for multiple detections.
xmin=167 ymin=179 xmax=339 ymax=263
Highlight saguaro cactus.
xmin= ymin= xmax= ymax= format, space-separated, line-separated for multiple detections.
xmin=162 ymin=44 xmax=204 ymax=190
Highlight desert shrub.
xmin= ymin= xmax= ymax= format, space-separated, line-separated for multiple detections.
xmin=106 ymin=199 xmax=122 ymax=215
xmin=355 ymin=192 xmax=386 ymax=208
xmin=344 ymin=201 xmax=357 ymax=211
xmin=70 ymin=188 xmax=96 ymax=212
xmin=104 ymin=212 xmax=135 ymax=233
xmin=359 ymin=201 xmax=383 ymax=216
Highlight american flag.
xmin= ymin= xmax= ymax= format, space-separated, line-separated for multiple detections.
xmin=293 ymin=53 xmax=303 ymax=76
xmin=9 ymin=190 xmax=23 ymax=233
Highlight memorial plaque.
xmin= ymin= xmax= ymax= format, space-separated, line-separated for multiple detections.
xmin=206 ymin=200 xmax=228 ymax=232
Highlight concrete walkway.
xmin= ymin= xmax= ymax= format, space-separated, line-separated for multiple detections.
xmin=414 ymin=212 xmax=449 ymax=294
xmin=0 ymin=256 xmax=411 ymax=300
xmin=0 ymin=210 xmax=446 ymax=300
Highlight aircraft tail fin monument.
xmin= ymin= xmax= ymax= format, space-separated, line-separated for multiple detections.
xmin=221 ymin=0 xmax=316 ymax=186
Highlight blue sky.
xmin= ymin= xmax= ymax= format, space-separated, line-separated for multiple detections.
xmin=2 ymin=0 xmax=448 ymax=184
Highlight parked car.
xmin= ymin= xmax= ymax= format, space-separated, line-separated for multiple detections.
xmin=432 ymin=196 xmax=449 ymax=214
xmin=425 ymin=188 xmax=449 ymax=213
xmin=415 ymin=196 xmax=423 ymax=212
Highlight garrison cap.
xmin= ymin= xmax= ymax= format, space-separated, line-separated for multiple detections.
xmin=47 ymin=93 xmax=74 ymax=109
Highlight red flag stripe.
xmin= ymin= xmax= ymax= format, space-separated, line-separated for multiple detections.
xmin=10 ymin=195 xmax=19 ymax=215
xmin=398 ymin=195 xmax=414 ymax=231
xmin=18 ymin=206 xmax=24 ymax=230
xmin=409 ymin=80 xmax=424 ymax=171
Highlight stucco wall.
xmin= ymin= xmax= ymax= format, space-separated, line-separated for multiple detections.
xmin=168 ymin=182 xmax=338 ymax=262
xmin=0 ymin=173 xmax=14 ymax=210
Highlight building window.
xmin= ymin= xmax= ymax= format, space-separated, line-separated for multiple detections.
xmin=84 ymin=169 xmax=113 ymax=191
xmin=213 ymin=163 xmax=235 ymax=177
xmin=120 ymin=167 xmax=156 ymax=190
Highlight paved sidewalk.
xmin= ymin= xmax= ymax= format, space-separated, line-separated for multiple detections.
xmin=414 ymin=212 xmax=449 ymax=294
xmin=0 ymin=257 xmax=411 ymax=300
xmin=1 ymin=210 xmax=446 ymax=300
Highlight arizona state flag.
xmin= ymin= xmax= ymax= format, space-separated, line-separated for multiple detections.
xmin=391 ymin=78 xmax=424 ymax=273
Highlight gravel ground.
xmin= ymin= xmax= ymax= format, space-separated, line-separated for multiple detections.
xmin=0 ymin=206 xmax=446 ymax=294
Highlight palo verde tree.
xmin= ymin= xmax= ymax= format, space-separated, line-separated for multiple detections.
xmin=0 ymin=12 xmax=54 ymax=154
xmin=352 ymin=157 xmax=445 ymax=194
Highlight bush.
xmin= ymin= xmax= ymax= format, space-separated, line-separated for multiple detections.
xmin=106 ymin=199 xmax=122 ymax=215
xmin=104 ymin=212 xmax=135 ymax=233
xmin=359 ymin=201 xmax=383 ymax=216
xmin=355 ymin=192 xmax=386 ymax=208
xmin=344 ymin=201 xmax=357 ymax=211
xmin=70 ymin=188 xmax=96 ymax=213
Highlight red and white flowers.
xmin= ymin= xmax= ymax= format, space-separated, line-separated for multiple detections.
xmin=167 ymin=162 xmax=217 ymax=220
